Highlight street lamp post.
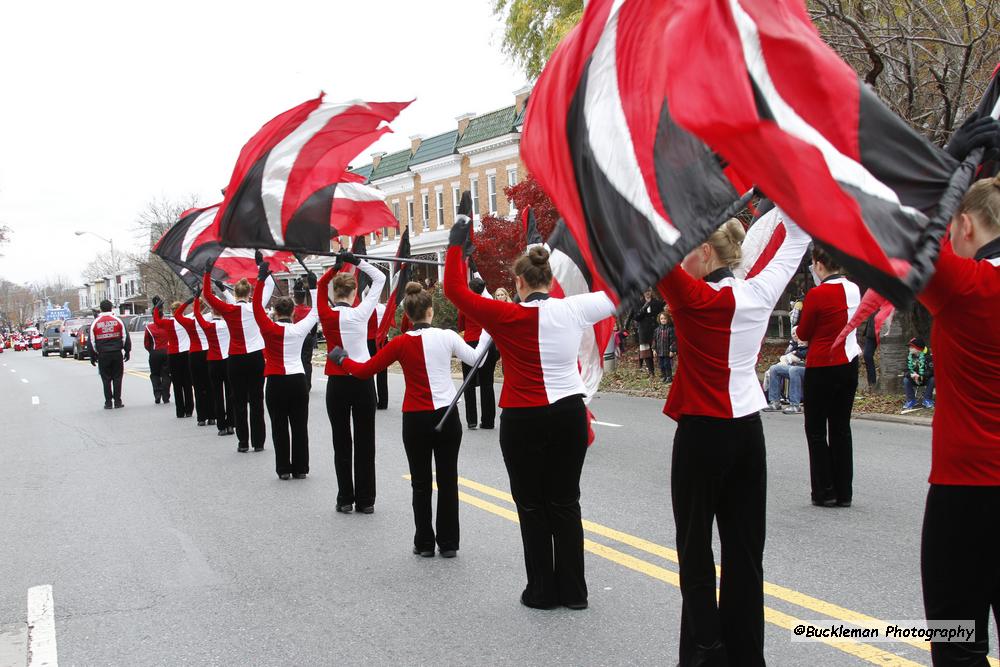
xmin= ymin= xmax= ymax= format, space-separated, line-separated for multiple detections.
xmin=74 ymin=230 xmax=117 ymax=307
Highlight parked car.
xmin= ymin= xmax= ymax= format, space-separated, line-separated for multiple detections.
xmin=74 ymin=323 xmax=93 ymax=360
xmin=42 ymin=322 xmax=63 ymax=356
xmin=50 ymin=317 xmax=92 ymax=358
xmin=119 ymin=314 xmax=137 ymax=332
xmin=129 ymin=315 xmax=153 ymax=333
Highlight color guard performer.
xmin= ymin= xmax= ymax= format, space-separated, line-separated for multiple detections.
xmin=194 ymin=292 xmax=234 ymax=436
xmin=153 ymin=298 xmax=194 ymax=418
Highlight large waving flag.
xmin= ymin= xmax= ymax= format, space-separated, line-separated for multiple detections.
xmin=663 ymin=0 xmax=962 ymax=304
xmin=520 ymin=0 xmax=746 ymax=304
xmin=375 ymin=229 xmax=412 ymax=345
xmin=195 ymin=95 xmax=409 ymax=255
xmin=153 ymin=205 xmax=293 ymax=289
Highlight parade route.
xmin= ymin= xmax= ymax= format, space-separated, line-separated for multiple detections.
xmin=1 ymin=350 xmax=997 ymax=666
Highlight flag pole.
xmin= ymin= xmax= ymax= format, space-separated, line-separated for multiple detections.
xmin=434 ymin=341 xmax=495 ymax=432
xmin=281 ymin=248 xmax=443 ymax=267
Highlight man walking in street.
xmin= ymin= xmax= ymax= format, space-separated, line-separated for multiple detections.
xmin=88 ymin=299 xmax=131 ymax=409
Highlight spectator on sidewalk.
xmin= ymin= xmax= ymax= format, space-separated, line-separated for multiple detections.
xmin=763 ymin=336 xmax=808 ymax=414
xmin=633 ymin=288 xmax=664 ymax=377
xmin=902 ymin=337 xmax=935 ymax=410
xmin=652 ymin=311 xmax=677 ymax=383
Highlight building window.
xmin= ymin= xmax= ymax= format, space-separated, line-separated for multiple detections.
xmin=392 ymin=201 xmax=400 ymax=222
xmin=407 ymin=201 xmax=414 ymax=235
xmin=507 ymin=167 xmax=518 ymax=188
xmin=422 ymin=193 xmax=430 ymax=231
xmin=436 ymin=191 xmax=444 ymax=228
xmin=487 ymin=174 xmax=498 ymax=214
xmin=470 ymin=177 xmax=479 ymax=216
xmin=452 ymin=186 xmax=461 ymax=218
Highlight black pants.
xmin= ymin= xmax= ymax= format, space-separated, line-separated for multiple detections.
xmin=803 ymin=359 xmax=858 ymax=503
xmin=672 ymin=413 xmax=766 ymax=666
xmin=188 ymin=350 xmax=213 ymax=422
xmin=862 ymin=336 xmax=877 ymax=388
xmin=367 ymin=339 xmax=389 ymax=409
xmin=148 ymin=349 xmax=171 ymax=402
xmin=922 ymin=485 xmax=1000 ymax=666
xmin=97 ymin=351 xmax=124 ymax=403
xmin=461 ymin=341 xmax=497 ymax=428
xmin=402 ymin=408 xmax=462 ymax=551
xmin=228 ymin=351 xmax=266 ymax=448
xmin=499 ymin=395 xmax=588 ymax=607
xmin=301 ymin=334 xmax=316 ymax=391
xmin=168 ymin=352 xmax=193 ymax=418
xmin=208 ymin=359 xmax=231 ymax=433
xmin=326 ymin=375 xmax=377 ymax=508
xmin=265 ymin=374 xmax=310 ymax=475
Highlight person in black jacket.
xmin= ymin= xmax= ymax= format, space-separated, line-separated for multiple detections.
xmin=87 ymin=299 xmax=132 ymax=409
xmin=633 ymin=288 xmax=665 ymax=377
xmin=652 ymin=311 xmax=677 ymax=383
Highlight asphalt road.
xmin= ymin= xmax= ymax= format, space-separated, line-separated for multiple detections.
xmin=1 ymin=346 xmax=997 ymax=666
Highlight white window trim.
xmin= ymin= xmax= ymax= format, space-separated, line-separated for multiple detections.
xmin=436 ymin=191 xmax=444 ymax=228
xmin=452 ymin=186 xmax=461 ymax=218
xmin=487 ymin=174 xmax=498 ymax=214
xmin=469 ymin=176 xmax=479 ymax=215
xmin=422 ymin=193 xmax=430 ymax=231
xmin=485 ymin=167 xmax=497 ymax=175
xmin=407 ymin=199 xmax=415 ymax=235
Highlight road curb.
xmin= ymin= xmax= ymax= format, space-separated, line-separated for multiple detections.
xmin=854 ymin=412 xmax=933 ymax=427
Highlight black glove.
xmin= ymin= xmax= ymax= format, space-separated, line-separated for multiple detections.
xmin=183 ymin=296 xmax=195 ymax=307
xmin=214 ymin=279 xmax=227 ymax=293
xmin=449 ymin=215 xmax=471 ymax=248
xmin=339 ymin=250 xmax=360 ymax=266
xmin=257 ymin=261 xmax=271 ymax=282
xmin=327 ymin=346 xmax=348 ymax=365
xmin=90 ymin=356 xmax=97 ymax=367
xmin=204 ymin=255 xmax=216 ymax=273
xmin=151 ymin=295 xmax=162 ymax=309
xmin=946 ymin=112 xmax=1000 ymax=160
xmin=306 ymin=271 xmax=317 ymax=289
xmin=123 ymin=350 xmax=130 ymax=362
xmin=254 ymin=249 xmax=265 ymax=267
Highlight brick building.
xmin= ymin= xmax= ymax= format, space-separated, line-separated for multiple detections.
xmin=345 ymin=85 xmax=532 ymax=285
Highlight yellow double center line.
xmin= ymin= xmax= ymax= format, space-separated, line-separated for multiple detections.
xmin=443 ymin=474 xmax=999 ymax=667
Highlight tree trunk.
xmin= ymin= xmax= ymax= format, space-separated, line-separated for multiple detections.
xmin=877 ymin=311 xmax=908 ymax=394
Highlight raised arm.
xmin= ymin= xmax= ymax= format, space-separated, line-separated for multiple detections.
xmin=202 ymin=273 xmax=237 ymax=315
xmin=568 ymin=291 xmax=617 ymax=327
xmin=192 ymin=298 xmax=213 ymax=332
xmin=341 ymin=334 xmax=403 ymax=379
xmin=448 ymin=329 xmax=492 ymax=367
xmin=289 ymin=289 xmax=319 ymax=335
xmin=172 ymin=301 xmax=192 ymax=325
xmin=443 ymin=246 xmax=519 ymax=330
xmin=657 ymin=264 xmax=715 ymax=312
xmin=317 ymin=266 xmax=337 ymax=320
xmin=260 ymin=275 xmax=276 ymax=306
xmin=252 ymin=277 xmax=280 ymax=335
xmin=354 ymin=261 xmax=386 ymax=321
xmin=745 ymin=216 xmax=811 ymax=308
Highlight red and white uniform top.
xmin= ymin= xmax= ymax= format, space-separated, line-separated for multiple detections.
xmin=794 ymin=276 xmax=861 ymax=368
xmin=89 ymin=312 xmax=129 ymax=354
xmin=444 ymin=246 xmax=616 ymax=408
xmin=193 ymin=299 xmax=231 ymax=361
xmin=252 ymin=281 xmax=318 ymax=376
xmin=144 ymin=322 xmax=169 ymax=352
xmin=919 ymin=236 xmax=1000 ymax=486
xmin=317 ymin=261 xmax=386 ymax=376
xmin=173 ymin=302 xmax=208 ymax=354
xmin=202 ymin=273 xmax=275 ymax=356
xmin=152 ymin=305 xmax=190 ymax=354
xmin=343 ymin=325 xmax=492 ymax=411
xmin=658 ymin=218 xmax=811 ymax=421
xmin=457 ymin=310 xmax=484 ymax=343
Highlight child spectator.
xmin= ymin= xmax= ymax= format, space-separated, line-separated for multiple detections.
xmin=652 ymin=311 xmax=677 ymax=382
xmin=903 ymin=337 xmax=935 ymax=410
xmin=613 ymin=321 xmax=629 ymax=361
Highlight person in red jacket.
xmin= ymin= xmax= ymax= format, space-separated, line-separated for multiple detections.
xmin=202 ymin=261 xmax=275 ymax=453
xmin=152 ymin=298 xmax=194 ymax=418
xmin=657 ymin=214 xmax=810 ymax=665
xmin=174 ymin=300 xmax=215 ymax=427
xmin=918 ymin=175 xmax=1000 ymax=664
xmin=794 ymin=248 xmax=861 ymax=508
xmin=253 ymin=265 xmax=318 ymax=480
xmin=291 ymin=278 xmax=318 ymax=392
xmin=444 ymin=219 xmax=616 ymax=611
xmin=457 ymin=277 xmax=498 ymax=430
xmin=88 ymin=299 xmax=132 ymax=409
xmin=330 ymin=282 xmax=492 ymax=557
xmin=144 ymin=299 xmax=171 ymax=404
xmin=194 ymin=294 xmax=234 ymax=436
xmin=317 ymin=252 xmax=386 ymax=513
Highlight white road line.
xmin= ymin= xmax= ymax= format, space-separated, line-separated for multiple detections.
xmin=21 ymin=378 xmax=28 ymax=384
xmin=592 ymin=420 xmax=623 ymax=428
xmin=10 ymin=369 xmax=16 ymax=373
xmin=26 ymin=585 xmax=57 ymax=667
xmin=32 ymin=396 xmax=40 ymax=405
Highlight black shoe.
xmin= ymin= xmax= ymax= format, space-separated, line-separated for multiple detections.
xmin=163 ymin=397 xmax=170 ymax=404
xmin=217 ymin=430 xmax=228 ymax=437
xmin=376 ymin=404 xmax=388 ymax=411
xmin=467 ymin=423 xmax=478 ymax=430
xmin=836 ymin=500 xmax=852 ymax=508
xmin=114 ymin=401 xmax=124 ymax=409
xmin=292 ymin=473 xmax=307 ymax=479
xmin=563 ymin=600 xmax=588 ymax=610
xmin=207 ymin=419 xmax=216 ymax=425
xmin=336 ymin=504 xmax=354 ymax=514
xmin=439 ymin=549 xmax=457 ymax=558
xmin=252 ymin=446 xmax=264 ymax=452
xmin=155 ymin=397 xmax=161 ymax=405
xmin=356 ymin=505 xmax=374 ymax=514
xmin=237 ymin=443 xmax=249 ymax=453
xmin=520 ymin=591 xmax=559 ymax=610
xmin=278 ymin=473 xmax=291 ymax=480
xmin=479 ymin=424 xmax=494 ymax=430
xmin=103 ymin=401 xmax=113 ymax=410
xmin=226 ymin=427 xmax=235 ymax=435
xmin=811 ymin=498 xmax=837 ymax=508
xmin=183 ymin=413 xmax=193 ymax=418
xmin=413 ymin=546 xmax=435 ymax=557
xmin=197 ymin=420 xmax=206 ymax=426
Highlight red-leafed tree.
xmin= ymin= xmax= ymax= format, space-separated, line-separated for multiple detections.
xmin=472 ymin=173 xmax=559 ymax=292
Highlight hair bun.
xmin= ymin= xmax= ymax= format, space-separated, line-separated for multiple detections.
xmin=528 ymin=246 xmax=550 ymax=266
xmin=723 ymin=218 xmax=746 ymax=245
xmin=404 ymin=281 xmax=423 ymax=296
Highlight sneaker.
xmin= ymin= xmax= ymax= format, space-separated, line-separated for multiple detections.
xmin=922 ymin=398 xmax=935 ymax=409
xmin=762 ymin=401 xmax=782 ymax=412
xmin=335 ymin=504 xmax=353 ymax=514
xmin=782 ymin=404 xmax=802 ymax=414
xmin=902 ymin=399 xmax=918 ymax=410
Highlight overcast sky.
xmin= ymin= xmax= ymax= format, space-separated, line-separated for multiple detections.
xmin=0 ymin=0 xmax=526 ymax=287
